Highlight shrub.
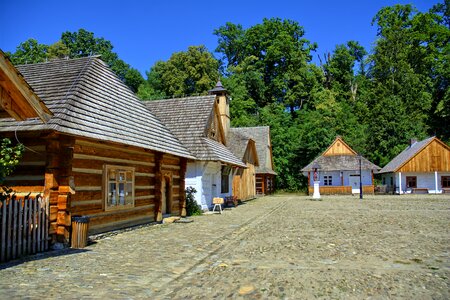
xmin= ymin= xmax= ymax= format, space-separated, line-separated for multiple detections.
xmin=185 ymin=187 xmax=202 ymax=216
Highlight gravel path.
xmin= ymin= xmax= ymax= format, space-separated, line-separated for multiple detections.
xmin=1 ymin=194 xmax=449 ymax=299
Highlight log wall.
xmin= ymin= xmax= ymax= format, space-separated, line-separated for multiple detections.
xmin=71 ymin=138 xmax=185 ymax=234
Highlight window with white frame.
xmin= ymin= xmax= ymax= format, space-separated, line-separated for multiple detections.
xmin=323 ymin=175 xmax=332 ymax=186
xmin=105 ymin=165 xmax=135 ymax=210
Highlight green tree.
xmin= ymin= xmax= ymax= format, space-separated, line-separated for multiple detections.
xmin=8 ymin=39 xmax=48 ymax=64
xmin=215 ymin=18 xmax=320 ymax=112
xmin=47 ymin=40 xmax=70 ymax=59
xmin=0 ymin=138 xmax=24 ymax=200
xmin=61 ymin=29 xmax=145 ymax=93
xmin=138 ymin=45 xmax=219 ymax=99
xmin=365 ymin=3 xmax=449 ymax=164
xmin=9 ymin=29 xmax=144 ymax=93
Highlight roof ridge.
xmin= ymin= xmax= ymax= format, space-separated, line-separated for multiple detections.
xmin=15 ymin=55 xmax=98 ymax=67
xmin=142 ymin=95 xmax=215 ymax=103
xmin=54 ymin=56 xmax=96 ymax=128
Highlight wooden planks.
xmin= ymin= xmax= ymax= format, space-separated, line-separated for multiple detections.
xmin=322 ymin=137 xmax=357 ymax=157
xmin=399 ymin=138 xmax=450 ymax=173
xmin=0 ymin=195 xmax=49 ymax=263
xmin=307 ymin=185 xmax=375 ymax=195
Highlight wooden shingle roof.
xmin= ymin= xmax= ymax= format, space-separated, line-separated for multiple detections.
xmin=229 ymin=127 xmax=277 ymax=175
xmin=379 ymin=137 xmax=436 ymax=173
xmin=302 ymin=155 xmax=380 ymax=172
xmin=301 ymin=137 xmax=380 ymax=172
xmin=0 ymin=57 xmax=193 ymax=159
xmin=144 ymin=96 xmax=246 ymax=167
xmin=226 ymin=128 xmax=259 ymax=166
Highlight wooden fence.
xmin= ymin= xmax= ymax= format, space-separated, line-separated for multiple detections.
xmin=0 ymin=194 xmax=49 ymax=263
xmin=308 ymin=185 xmax=375 ymax=195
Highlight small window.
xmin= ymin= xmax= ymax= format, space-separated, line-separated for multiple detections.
xmin=442 ymin=176 xmax=450 ymax=188
xmin=323 ymin=175 xmax=332 ymax=186
xmin=406 ymin=176 xmax=417 ymax=188
xmin=221 ymin=166 xmax=231 ymax=193
xmin=105 ymin=165 xmax=135 ymax=210
xmin=382 ymin=177 xmax=386 ymax=185
xmin=390 ymin=177 xmax=393 ymax=185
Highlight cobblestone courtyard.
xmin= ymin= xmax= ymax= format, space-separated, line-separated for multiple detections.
xmin=1 ymin=194 xmax=449 ymax=299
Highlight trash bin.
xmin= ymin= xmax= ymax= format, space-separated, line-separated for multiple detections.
xmin=71 ymin=216 xmax=90 ymax=248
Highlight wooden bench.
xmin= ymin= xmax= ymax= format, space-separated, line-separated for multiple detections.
xmin=412 ymin=188 xmax=429 ymax=194
xmin=442 ymin=188 xmax=450 ymax=194
xmin=225 ymin=196 xmax=238 ymax=207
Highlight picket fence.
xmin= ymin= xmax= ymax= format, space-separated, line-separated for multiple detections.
xmin=0 ymin=194 xmax=49 ymax=263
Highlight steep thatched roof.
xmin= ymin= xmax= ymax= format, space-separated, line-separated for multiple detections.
xmin=0 ymin=56 xmax=193 ymax=159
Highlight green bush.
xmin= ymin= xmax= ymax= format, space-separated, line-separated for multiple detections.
xmin=1 ymin=138 xmax=24 ymax=200
xmin=185 ymin=187 xmax=202 ymax=216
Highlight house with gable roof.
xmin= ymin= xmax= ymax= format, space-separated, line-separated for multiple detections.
xmin=144 ymin=84 xmax=246 ymax=210
xmin=229 ymin=126 xmax=277 ymax=195
xmin=302 ymin=136 xmax=380 ymax=195
xmin=227 ymin=128 xmax=259 ymax=201
xmin=379 ymin=137 xmax=450 ymax=194
xmin=1 ymin=56 xmax=194 ymax=245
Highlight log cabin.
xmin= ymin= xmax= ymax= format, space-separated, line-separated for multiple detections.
xmin=302 ymin=137 xmax=380 ymax=195
xmin=144 ymin=82 xmax=246 ymax=210
xmin=229 ymin=126 xmax=277 ymax=195
xmin=0 ymin=56 xmax=194 ymax=246
xmin=379 ymin=137 xmax=450 ymax=194
xmin=227 ymin=128 xmax=259 ymax=201
xmin=0 ymin=50 xmax=51 ymax=121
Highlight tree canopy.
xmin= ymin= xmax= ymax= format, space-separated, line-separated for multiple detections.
xmin=7 ymin=29 xmax=144 ymax=92
xmin=5 ymin=2 xmax=449 ymax=191
xmin=137 ymin=45 xmax=219 ymax=99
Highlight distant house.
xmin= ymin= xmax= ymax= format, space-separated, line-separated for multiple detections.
xmin=144 ymin=84 xmax=246 ymax=210
xmin=379 ymin=137 xmax=450 ymax=194
xmin=301 ymin=137 xmax=380 ymax=195
xmin=0 ymin=50 xmax=51 ymax=121
xmin=229 ymin=126 xmax=277 ymax=195
xmin=1 ymin=57 xmax=193 ymax=245
xmin=227 ymin=128 xmax=259 ymax=201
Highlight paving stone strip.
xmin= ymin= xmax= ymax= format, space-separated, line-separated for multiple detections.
xmin=0 ymin=194 xmax=449 ymax=299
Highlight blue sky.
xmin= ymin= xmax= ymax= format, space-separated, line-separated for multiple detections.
xmin=1 ymin=0 xmax=436 ymax=76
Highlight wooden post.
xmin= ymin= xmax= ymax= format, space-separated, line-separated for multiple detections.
xmin=18 ymin=199 xmax=23 ymax=257
xmin=180 ymin=158 xmax=187 ymax=217
xmin=155 ymin=153 xmax=163 ymax=222
xmin=1 ymin=199 xmax=6 ymax=261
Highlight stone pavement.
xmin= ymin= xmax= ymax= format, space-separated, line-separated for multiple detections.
xmin=0 ymin=194 xmax=449 ymax=299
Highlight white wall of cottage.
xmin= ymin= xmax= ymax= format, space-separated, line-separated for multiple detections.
xmin=381 ymin=172 xmax=450 ymax=194
xmin=185 ymin=161 xmax=232 ymax=210
xmin=305 ymin=170 xmax=373 ymax=187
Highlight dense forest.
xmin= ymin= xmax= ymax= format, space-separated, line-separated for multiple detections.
xmin=6 ymin=2 xmax=449 ymax=191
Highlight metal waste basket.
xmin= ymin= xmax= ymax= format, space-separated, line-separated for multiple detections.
xmin=71 ymin=216 xmax=90 ymax=248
